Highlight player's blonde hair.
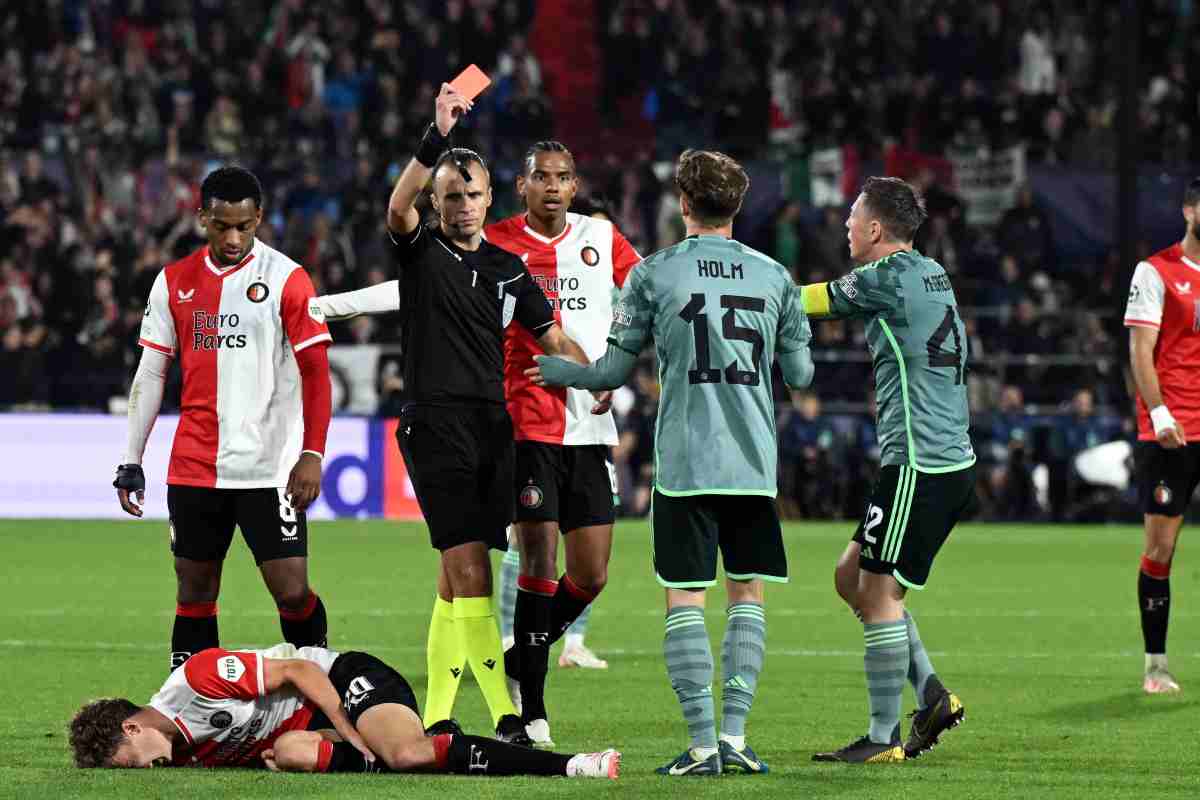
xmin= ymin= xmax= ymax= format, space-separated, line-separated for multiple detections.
xmin=674 ymin=149 xmax=750 ymax=227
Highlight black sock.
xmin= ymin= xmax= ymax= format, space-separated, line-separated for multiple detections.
xmin=442 ymin=734 xmax=570 ymax=776
xmin=514 ymin=578 xmax=555 ymax=721
xmin=548 ymin=574 xmax=595 ymax=644
xmin=323 ymin=740 xmax=386 ymax=773
xmin=1138 ymin=569 xmax=1170 ymax=655
xmin=279 ymin=592 xmax=328 ymax=648
xmin=172 ymin=602 xmax=219 ymax=673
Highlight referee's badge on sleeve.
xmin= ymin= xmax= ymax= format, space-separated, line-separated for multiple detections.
xmin=501 ymin=293 xmax=516 ymax=328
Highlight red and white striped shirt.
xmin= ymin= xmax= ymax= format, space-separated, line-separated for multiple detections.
xmin=150 ymin=644 xmax=337 ymax=768
xmin=486 ymin=212 xmax=640 ymax=445
xmin=138 ymin=240 xmax=331 ymax=487
xmin=1124 ymin=242 xmax=1200 ymax=440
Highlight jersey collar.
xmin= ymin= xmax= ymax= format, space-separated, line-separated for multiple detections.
xmin=204 ymin=240 xmax=261 ymax=278
xmin=522 ymin=214 xmax=572 ymax=246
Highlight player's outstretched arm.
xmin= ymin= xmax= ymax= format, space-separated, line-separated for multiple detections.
xmin=114 ymin=347 xmax=172 ymax=517
xmin=1130 ymin=325 xmax=1186 ymax=448
xmin=387 ymin=83 xmax=473 ymax=235
xmin=317 ymin=281 xmax=400 ymax=321
xmin=528 ymin=343 xmax=637 ymax=392
xmin=263 ymin=658 xmax=376 ymax=765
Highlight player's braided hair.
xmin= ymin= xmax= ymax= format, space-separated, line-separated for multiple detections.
xmin=69 ymin=698 xmax=140 ymax=768
xmin=860 ymin=176 xmax=927 ymax=243
xmin=523 ymin=141 xmax=575 ymax=175
xmin=674 ymin=149 xmax=750 ymax=227
xmin=200 ymin=165 xmax=263 ymax=210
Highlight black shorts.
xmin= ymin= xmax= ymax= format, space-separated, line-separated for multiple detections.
xmin=852 ymin=464 xmax=976 ymax=590
xmin=514 ymin=442 xmax=617 ymax=531
xmin=1135 ymin=441 xmax=1200 ymax=517
xmin=398 ymin=405 xmax=513 ymax=551
xmin=307 ymin=651 xmax=419 ymax=728
xmin=167 ymin=485 xmax=307 ymax=565
xmin=651 ymin=490 xmax=787 ymax=588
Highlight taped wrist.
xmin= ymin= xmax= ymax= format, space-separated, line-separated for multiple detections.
xmin=1150 ymin=405 xmax=1176 ymax=435
xmin=415 ymin=123 xmax=449 ymax=168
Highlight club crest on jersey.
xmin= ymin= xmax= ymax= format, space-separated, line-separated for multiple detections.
xmin=210 ymin=711 xmax=233 ymax=729
xmin=246 ymin=282 xmax=270 ymax=303
xmin=1154 ymin=482 xmax=1172 ymax=506
xmin=520 ymin=484 xmax=544 ymax=509
xmin=581 ymin=245 xmax=600 ymax=267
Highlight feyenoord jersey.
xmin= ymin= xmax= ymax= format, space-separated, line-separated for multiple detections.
xmin=486 ymin=212 xmax=640 ymax=445
xmin=1124 ymin=242 xmax=1200 ymax=440
xmin=149 ymin=644 xmax=337 ymax=768
xmin=138 ymin=240 xmax=331 ymax=488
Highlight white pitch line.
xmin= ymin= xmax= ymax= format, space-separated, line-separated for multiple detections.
xmin=0 ymin=639 xmax=1194 ymax=660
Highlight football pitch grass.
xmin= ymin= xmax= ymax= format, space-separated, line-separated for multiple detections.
xmin=0 ymin=519 xmax=1196 ymax=799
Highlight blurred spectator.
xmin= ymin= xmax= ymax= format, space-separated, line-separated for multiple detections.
xmin=777 ymin=390 xmax=842 ymax=519
xmin=983 ymin=384 xmax=1038 ymax=520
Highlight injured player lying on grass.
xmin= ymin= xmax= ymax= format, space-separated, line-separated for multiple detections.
xmin=68 ymin=643 xmax=618 ymax=779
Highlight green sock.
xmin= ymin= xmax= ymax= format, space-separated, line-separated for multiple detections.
xmin=904 ymin=610 xmax=937 ymax=709
xmin=720 ymin=603 xmax=765 ymax=739
xmin=864 ymin=619 xmax=908 ymax=744
xmin=498 ymin=547 xmax=520 ymax=641
xmin=664 ymin=606 xmax=717 ymax=750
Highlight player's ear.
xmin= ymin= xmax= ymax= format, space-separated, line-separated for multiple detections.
xmin=679 ymin=193 xmax=691 ymax=219
xmin=196 ymin=206 xmax=208 ymax=231
xmin=254 ymin=206 xmax=263 ymax=226
xmin=484 ymin=184 xmax=493 ymax=209
xmin=121 ymin=719 xmax=140 ymax=737
xmin=516 ymin=174 xmax=527 ymax=198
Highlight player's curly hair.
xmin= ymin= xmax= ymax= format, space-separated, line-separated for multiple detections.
xmin=69 ymin=698 xmax=140 ymax=768
xmin=674 ymin=149 xmax=750 ymax=227
xmin=860 ymin=176 xmax=927 ymax=243
xmin=200 ymin=165 xmax=263 ymax=210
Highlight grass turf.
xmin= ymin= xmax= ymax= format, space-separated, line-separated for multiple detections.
xmin=0 ymin=519 xmax=1196 ymax=800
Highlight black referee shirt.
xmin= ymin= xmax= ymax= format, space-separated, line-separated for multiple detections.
xmin=389 ymin=222 xmax=554 ymax=407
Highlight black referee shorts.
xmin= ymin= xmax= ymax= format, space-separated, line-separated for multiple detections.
xmin=398 ymin=405 xmax=513 ymax=552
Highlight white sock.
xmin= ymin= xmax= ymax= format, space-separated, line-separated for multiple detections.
xmin=691 ymin=745 xmax=718 ymax=760
xmin=1146 ymin=653 xmax=1168 ymax=671
xmin=565 ymin=632 xmax=586 ymax=649
xmin=719 ymin=733 xmax=745 ymax=751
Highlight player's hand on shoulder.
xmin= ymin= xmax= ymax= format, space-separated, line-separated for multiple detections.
xmin=113 ymin=463 xmax=146 ymax=517
xmin=286 ymin=452 xmax=322 ymax=511
xmin=435 ymin=82 xmax=473 ymax=136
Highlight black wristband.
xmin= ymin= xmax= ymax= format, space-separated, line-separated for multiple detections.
xmin=415 ymin=123 xmax=448 ymax=168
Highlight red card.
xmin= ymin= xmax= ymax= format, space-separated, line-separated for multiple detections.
xmin=449 ymin=64 xmax=492 ymax=101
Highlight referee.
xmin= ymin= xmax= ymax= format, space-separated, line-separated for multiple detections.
xmin=355 ymin=83 xmax=591 ymax=743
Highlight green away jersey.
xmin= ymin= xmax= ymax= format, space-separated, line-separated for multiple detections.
xmin=803 ymin=249 xmax=975 ymax=472
xmin=608 ymin=234 xmax=811 ymax=496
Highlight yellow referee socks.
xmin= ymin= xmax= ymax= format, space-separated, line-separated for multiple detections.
xmin=422 ymin=596 xmax=465 ymax=728
xmin=454 ymin=595 xmax=518 ymax=726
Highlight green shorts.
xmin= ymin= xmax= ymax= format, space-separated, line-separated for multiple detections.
xmin=852 ymin=464 xmax=976 ymax=589
xmin=651 ymin=490 xmax=788 ymax=588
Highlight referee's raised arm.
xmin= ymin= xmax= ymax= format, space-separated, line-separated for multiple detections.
xmin=387 ymin=83 xmax=473 ymax=236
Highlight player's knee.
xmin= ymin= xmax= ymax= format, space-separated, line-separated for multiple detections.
xmin=272 ymin=582 xmax=311 ymax=611
xmin=446 ymin=559 xmax=490 ymax=596
xmin=382 ymin=739 xmax=433 ymax=772
xmin=174 ymin=565 xmax=220 ymax=602
xmin=571 ymin=563 xmax=607 ymax=596
xmin=272 ymin=732 xmax=321 ymax=772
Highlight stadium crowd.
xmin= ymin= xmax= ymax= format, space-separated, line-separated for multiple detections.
xmin=0 ymin=0 xmax=1191 ymax=521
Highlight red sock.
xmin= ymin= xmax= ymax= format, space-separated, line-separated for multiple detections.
xmin=316 ymin=739 xmax=334 ymax=772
